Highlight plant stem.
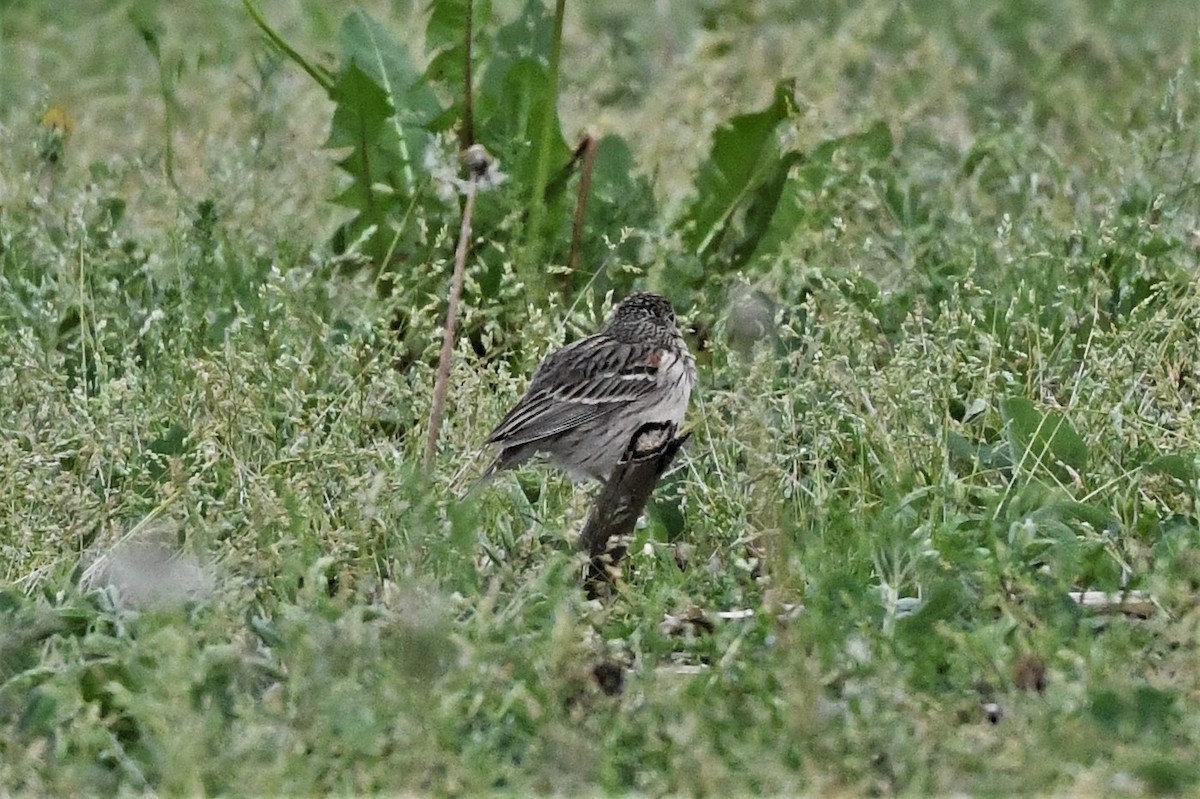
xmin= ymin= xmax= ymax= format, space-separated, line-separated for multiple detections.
xmin=523 ymin=0 xmax=566 ymax=285
xmin=567 ymin=135 xmax=598 ymax=274
xmin=460 ymin=0 xmax=475 ymax=149
xmin=424 ymin=177 xmax=478 ymax=469
xmin=156 ymin=54 xmax=178 ymax=190
xmin=243 ymin=0 xmax=335 ymax=93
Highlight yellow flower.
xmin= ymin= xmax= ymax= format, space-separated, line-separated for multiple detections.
xmin=41 ymin=105 xmax=75 ymax=137
xmin=40 ymin=105 xmax=74 ymax=165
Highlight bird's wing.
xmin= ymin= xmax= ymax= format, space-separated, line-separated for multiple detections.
xmin=486 ymin=334 xmax=664 ymax=448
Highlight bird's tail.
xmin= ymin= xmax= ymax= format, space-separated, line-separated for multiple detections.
xmin=457 ymin=456 xmax=502 ymax=501
xmin=449 ymin=444 xmax=490 ymax=494
xmin=456 ymin=444 xmax=537 ymax=500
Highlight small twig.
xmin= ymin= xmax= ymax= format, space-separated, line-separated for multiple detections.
xmin=425 ymin=149 xmax=488 ymax=468
xmin=581 ymin=421 xmax=690 ymax=599
xmin=567 ymin=135 xmax=598 ymax=274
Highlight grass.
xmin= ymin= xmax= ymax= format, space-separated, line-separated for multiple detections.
xmin=2 ymin=0 xmax=1199 ymax=795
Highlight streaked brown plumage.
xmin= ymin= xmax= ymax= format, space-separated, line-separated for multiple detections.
xmin=481 ymin=292 xmax=696 ymax=484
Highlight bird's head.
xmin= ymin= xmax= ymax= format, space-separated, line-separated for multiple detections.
xmin=608 ymin=292 xmax=680 ymax=332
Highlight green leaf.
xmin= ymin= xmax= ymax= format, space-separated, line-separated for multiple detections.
xmin=325 ymin=62 xmax=396 ymax=201
xmin=323 ymin=60 xmax=420 ymax=265
xmin=794 ymin=119 xmax=893 ymax=194
xmin=474 ymin=54 xmax=570 ymax=244
xmin=678 ymin=80 xmax=795 ymax=257
xmin=331 ymin=11 xmax=441 ymax=211
xmin=489 ymin=0 xmax=554 ymax=72
xmin=128 ymin=1 xmax=163 ymax=59
xmin=728 ymin=150 xmax=805 ymax=267
xmin=1033 ymin=500 xmax=1120 ymax=534
xmin=1135 ymin=757 xmax=1198 ymax=796
xmin=1143 ymin=453 xmax=1198 ymax=483
xmin=853 ymin=119 xmax=894 ymax=160
xmin=426 ymin=0 xmax=493 ymax=94
xmin=1139 ymin=235 xmax=1177 ymax=258
xmin=500 ymin=59 xmax=570 ymax=184
xmin=1132 ymin=685 xmax=1179 ymax=732
xmin=325 ymin=60 xmax=393 ymax=148
xmin=340 ymin=11 xmax=441 ymax=128
xmin=898 ymin=579 xmax=966 ymax=635
xmin=1089 ymin=688 xmax=1123 ymax=730
xmin=947 ymin=430 xmax=980 ymax=464
xmin=426 ymin=0 xmax=475 ymax=56
xmin=1000 ymin=396 xmax=1089 ymax=480
xmin=589 ymin=134 xmax=639 ymax=201
xmin=587 ymin=136 xmax=655 ymax=220
xmin=947 ymin=430 xmax=1013 ymax=473
xmin=473 ymin=0 xmax=555 ymax=138
xmin=743 ymin=120 xmax=893 ymax=267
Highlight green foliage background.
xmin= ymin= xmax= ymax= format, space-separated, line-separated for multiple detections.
xmin=1 ymin=0 xmax=1199 ymax=794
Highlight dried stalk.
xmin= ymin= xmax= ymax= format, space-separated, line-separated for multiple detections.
xmin=424 ymin=163 xmax=481 ymax=468
xmin=581 ymin=421 xmax=689 ymax=599
xmin=567 ymin=135 xmax=598 ymax=274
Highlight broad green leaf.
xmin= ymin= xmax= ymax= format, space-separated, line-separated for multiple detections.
xmin=475 ymin=0 xmax=554 ymax=120
xmin=475 ymin=57 xmax=569 ymax=195
xmin=947 ymin=431 xmax=1012 ymax=472
xmin=794 ymin=119 xmax=893 ymax=194
xmin=578 ymin=135 xmax=657 ymax=286
xmin=743 ymin=121 xmax=893 ymax=267
xmin=1151 ymin=515 xmax=1200 ymax=563
xmin=490 ymin=0 xmax=554 ymax=72
xmin=334 ymin=11 xmax=441 ymax=203
xmin=325 ymin=62 xmax=398 ymax=215
xmin=678 ymin=80 xmax=795 ymax=257
xmin=588 ymin=134 xmax=640 ymax=202
xmin=1139 ymin=235 xmax=1177 ymax=258
xmin=1033 ymin=500 xmax=1120 ymax=534
xmin=469 ymin=0 xmax=569 ymax=285
xmin=947 ymin=430 xmax=979 ymax=464
xmin=895 ymin=580 xmax=967 ymax=640
xmin=727 ymin=150 xmax=805 ymax=267
xmin=325 ymin=62 xmax=394 ymax=152
xmin=426 ymin=0 xmax=479 ymax=56
xmin=1000 ymin=396 xmax=1089 ymax=480
xmin=425 ymin=0 xmax=494 ymax=124
xmin=323 ymin=62 xmax=414 ymax=265
xmin=1143 ymin=453 xmax=1198 ymax=482
xmin=340 ymin=11 xmax=441 ymax=127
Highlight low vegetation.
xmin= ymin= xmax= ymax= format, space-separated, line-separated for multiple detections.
xmin=1 ymin=0 xmax=1198 ymax=794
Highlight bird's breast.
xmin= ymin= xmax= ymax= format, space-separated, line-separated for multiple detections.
xmin=652 ymin=348 xmax=696 ymax=426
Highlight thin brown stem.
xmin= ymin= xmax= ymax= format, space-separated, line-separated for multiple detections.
xmin=424 ymin=177 xmax=478 ymax=469
xmin=567 ymin=134 xmax=598 ymax=274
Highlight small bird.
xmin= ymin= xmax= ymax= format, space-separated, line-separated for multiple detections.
xmin=481 ymin=292 xmax=696 ymax=484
